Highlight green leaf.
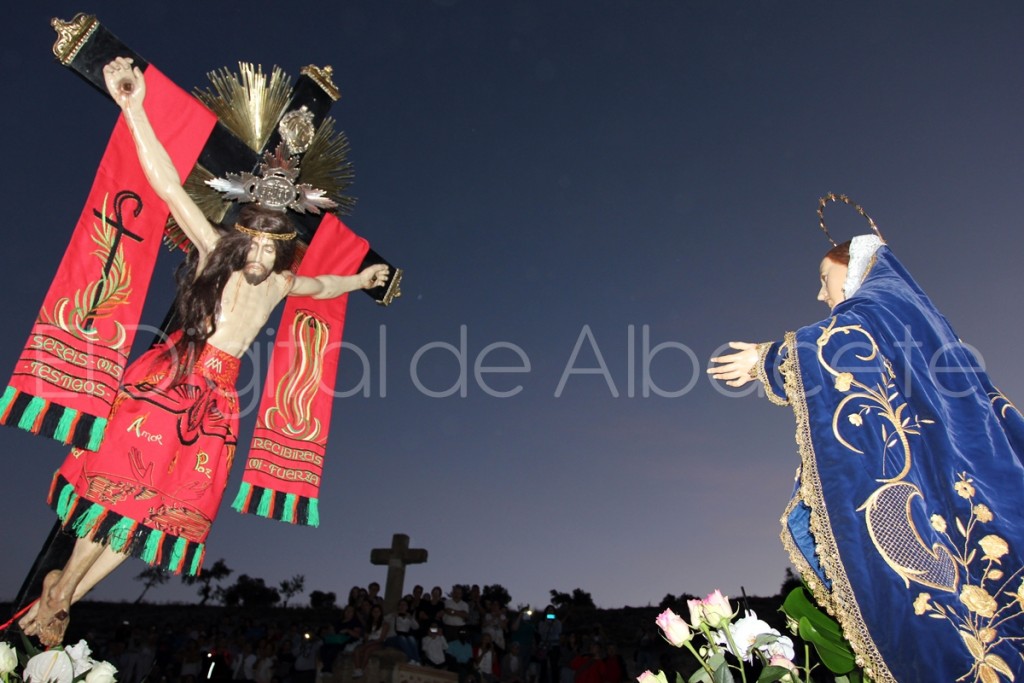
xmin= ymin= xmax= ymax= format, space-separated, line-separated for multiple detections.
xmin=706 ymin=652 xmax=727 ymax=670
xmin=756 ymin=665 xmax=794 ymax=683
xmin=782 ymin=587 xmax=842 ymax=638
xmin=688 ymin=669 xmax=712 ymax=683
xmin=712 ymin=663 xmax=735 ymax=683
xmin=798 ymin=618 xmax=855 ymax=674
xmin=751 ymin=633 xmax=778 ymax=649
xmin=837 ymin=670 xmax=866 ymax=683
xmin=781 ymin=587 xmax=864 ymax=675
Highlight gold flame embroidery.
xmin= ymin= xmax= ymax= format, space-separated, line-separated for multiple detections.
xmin=261 ymin=310 xmax=330 ymax=444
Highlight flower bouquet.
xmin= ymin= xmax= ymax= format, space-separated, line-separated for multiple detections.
xmin=0 ymin=639 xmax=117 ymax=683
xmin=638 ymin=588 xmax=867 ymax=683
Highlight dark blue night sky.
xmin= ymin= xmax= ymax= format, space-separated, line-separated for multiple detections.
xmin=1 ymin=1 xmax=1022 ymax=608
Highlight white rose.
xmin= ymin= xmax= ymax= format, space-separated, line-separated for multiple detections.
xmin=65 ymin=640 xmax=94 ymax=677
xmin=24 ymin=651 xmax=75 ymax=683
xmin=85 ymin=661 xmax=118 ymax=683
xmin=765 ymin=635 xmax=796 ymax=661
xmin=716 ymin=610 xmax=776 ymax=662
xmin=0 ymin=642 xmax=17 ymax=675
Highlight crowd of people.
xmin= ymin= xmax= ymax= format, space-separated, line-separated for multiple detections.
xmin=71 ymin=583 xmax=633 ymax=683
xmin=319 ymin=583 xmax=629 ymax=683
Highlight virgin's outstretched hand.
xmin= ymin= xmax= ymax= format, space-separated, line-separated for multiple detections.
xmin=707 ymin=341 xmax=759 ymax=388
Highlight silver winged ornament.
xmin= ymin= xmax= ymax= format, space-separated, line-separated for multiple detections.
xmin=205 ymin=142 xmax=338 ymax=214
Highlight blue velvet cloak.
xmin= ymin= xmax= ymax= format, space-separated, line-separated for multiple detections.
xmin=761 ymin=247 xmax=1024 ymax=683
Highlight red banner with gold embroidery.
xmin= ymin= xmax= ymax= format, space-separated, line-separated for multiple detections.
xmin=234 ymin=213 xmax=369 ymax=526
xmin=0 ymin=68 xmax=217 ymax=450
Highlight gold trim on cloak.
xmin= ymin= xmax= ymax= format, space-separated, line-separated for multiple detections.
xmin=777 ymin=330 xmax=895 ymax=683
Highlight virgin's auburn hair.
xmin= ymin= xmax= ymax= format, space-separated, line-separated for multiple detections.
xmin=164 ymin=205 xmax=298 ymax=381
xmin=825 ymin=239 xmax=851 ymax=266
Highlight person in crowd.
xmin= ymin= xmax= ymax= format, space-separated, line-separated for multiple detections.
xmin=366 ymin=583 xmax=384 ymax=608
xmin=446 ymin=628 xmax=476 ymax=683
xmin=474 ymin=632 xmax=500 ymax=683
xmin=292 ymin=630 xmax=319 ymax=683
xmin=384 ymin=598 xmax=421 ymax=664
xmin=534 ymin=607 xmax=561 ymax=683
xmin=481 ymin=600 xmax=508 ymax=652
xmin=442 ymin=585 xmax=470 ymax=641
xmin=500 ymin=641 xmax=525 ymax=683
xmin=569 ymin=642 xmax=605 ymax=683
xmin=352 ymin=604 xmax=389 ymax=678
xmin=417 ymin=586 xmax=446 ymax=641
xmin=421 ymin=622 xmax=449 ymax=669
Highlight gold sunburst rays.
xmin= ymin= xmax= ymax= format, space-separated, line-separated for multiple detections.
xmin=194 ymin=63 xmax=294 ymax=152
xmin=299 ymin=116 xmax=356 ymax=215
xmin=164 ymin=63 xmax=356 ymax=252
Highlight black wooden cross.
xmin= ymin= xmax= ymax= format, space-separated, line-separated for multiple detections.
xmin=10 ymin=13 xmax=402 ymax=617
xmin=51 ymin=12 xmax=401 ymax=304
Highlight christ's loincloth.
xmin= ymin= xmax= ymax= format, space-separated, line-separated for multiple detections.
xmin=49 ymin=336 xmax=241 ymax=575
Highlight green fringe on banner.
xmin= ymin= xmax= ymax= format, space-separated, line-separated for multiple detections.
xmin=307 ymin=498 xmax=319 ymax=527
xmin=141 ymin=529 xmax=165 ymax=565
xmin=256 ymin=488 xmax=273 ymax=518
xmin=71 ymin=502 xmax=105 ymax=536
xmin=86 ymin=418 xmax=107 ymax=451
xmin=231 ymin=482 xmax=252 ymax=513
xmin=18 ymin=396 xmax=47 ymax=432
xmin=55 ymin=484 xmax=78 ymax=520
xmin=0 ymin=386 xmax=16 ymax=417
xmin=189 ymin=544 xmax=205 ymax=576
xmin=282 ymin=493 xmax=297 ymax=523
xmin=108 ymin=516 xmax=136 ymax=552
xmin=54 ymin=407 xmax=79 ymax=443
xmin=168 ymin=536 xmax=188 ymax=573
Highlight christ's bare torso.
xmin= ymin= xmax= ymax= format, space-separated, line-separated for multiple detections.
xmin=205 ymin=270 xmax=292 ymax=357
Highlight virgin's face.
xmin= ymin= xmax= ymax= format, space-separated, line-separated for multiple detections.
xmin=817 ymin=257 xmax=848 ymax=310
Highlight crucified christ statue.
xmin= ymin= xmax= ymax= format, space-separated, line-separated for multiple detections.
xmin=19 ymin=57 xmax=389 ymax=646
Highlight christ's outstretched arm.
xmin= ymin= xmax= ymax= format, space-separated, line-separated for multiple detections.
xmin=103 ymin=57 xmax=220 ymax=261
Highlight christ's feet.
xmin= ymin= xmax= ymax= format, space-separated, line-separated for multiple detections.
xmin=19 ymin=570 xmax=71 ymax=647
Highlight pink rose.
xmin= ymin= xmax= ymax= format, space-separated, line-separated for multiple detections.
xmin=655 ymin=608 xmax=692 ymax=646
xmin=686 ymin=599 xmax=704 ymax=628
xmin=701 ymin=590 xmax=735 ymax=628
xmin=769 ymin=655 xmax=798 ymax=683
xmin=636 ymin=671 xmax=668 ymax=683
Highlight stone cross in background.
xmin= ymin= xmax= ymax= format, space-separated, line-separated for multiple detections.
xmin=370 ymin=533 xmax=428 ymax=614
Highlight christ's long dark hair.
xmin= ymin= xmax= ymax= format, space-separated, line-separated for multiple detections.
xmin=165 ymin=205 xmax=297 ymax=381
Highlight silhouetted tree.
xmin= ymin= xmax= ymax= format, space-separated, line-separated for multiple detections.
xmin=571 ymin=588 xmax=595 ymax=608
xmin=181 ymin=558 xmax=233 ymax=605
xmin=658 ymin=593 xmax=677 ymax=610
xmin=134 ymin=566 xmax=170 ymax=604
xmin=778 ymin=567 xmax=802 ymax=597
xmin=309 ymin=590 xmax=337 ymax=609
xmin=549 ymin=588 xmax=595 ymax=609
xmin=279 ymin=574 xmax=306 ymax=607
xmin=482 ymin=584 xmax=511 ymax=607
xmin=219 ymin=574 xmax=281 ymax=608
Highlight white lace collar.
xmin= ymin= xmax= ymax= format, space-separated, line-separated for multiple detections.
xmin=843 ymin=234 xmax=885 ymax=299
